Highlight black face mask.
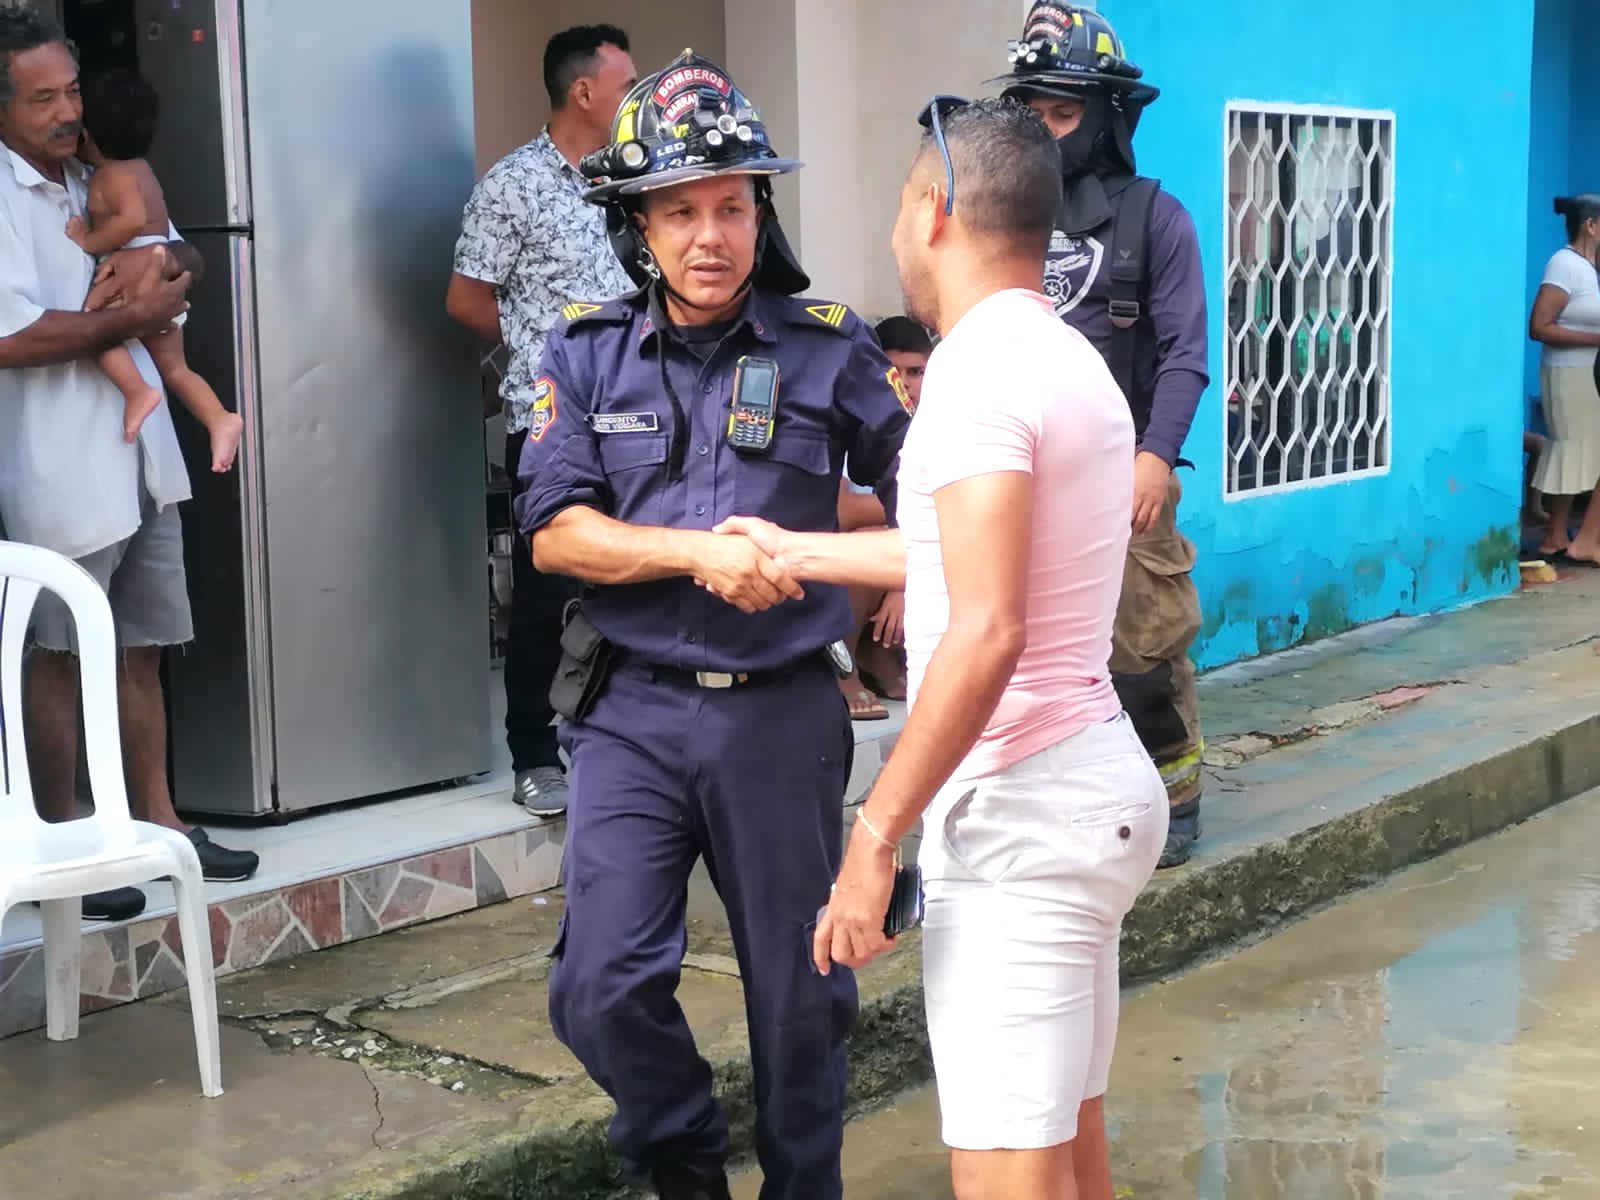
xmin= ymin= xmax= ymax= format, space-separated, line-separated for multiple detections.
xmin=1056 ymin=95 xmax=1111 ymax=180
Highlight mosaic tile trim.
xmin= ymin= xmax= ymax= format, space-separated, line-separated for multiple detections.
xmin=0 ymin=823 xmax=565 ymax=1040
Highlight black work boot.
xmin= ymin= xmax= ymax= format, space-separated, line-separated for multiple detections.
xmin=1158 ymin=798 xmax=1200 ymax=869
xmin=652 ymin=1163 xmax=732 ymax=1200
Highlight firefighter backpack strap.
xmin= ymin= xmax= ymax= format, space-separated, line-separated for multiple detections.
xmin=1108 ymin=176 xmax=1160 ymax=402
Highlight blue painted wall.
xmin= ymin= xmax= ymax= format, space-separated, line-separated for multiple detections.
xmin=1526 ymin=0 xmax=1574 ymax=414
xmin=1105 ymin=0 xmax=1530 ymax=669
xmin=1568 ymin=19 xmax=1600 ymax=189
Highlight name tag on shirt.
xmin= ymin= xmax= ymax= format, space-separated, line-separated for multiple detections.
xmin=588 ymin=412 xmax=660 ymax=434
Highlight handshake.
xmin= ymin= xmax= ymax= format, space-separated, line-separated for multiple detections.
xmin=692 ymin=516 xmax=804 ymax=614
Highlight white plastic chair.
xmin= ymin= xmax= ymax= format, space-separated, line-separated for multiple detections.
xmin=0 ymin=540 xmax=221 ymax=1097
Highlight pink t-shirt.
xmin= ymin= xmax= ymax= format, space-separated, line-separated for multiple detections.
xmin=899 ymin=288 xmax=1134 ymax=781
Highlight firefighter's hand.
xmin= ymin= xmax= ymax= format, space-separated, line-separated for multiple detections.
xmin=1132 ymin=452 xmax=1171 ymax=536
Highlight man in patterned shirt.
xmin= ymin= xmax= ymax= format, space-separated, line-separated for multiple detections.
xmin=448 ymin=25 xmax=637 ymax=816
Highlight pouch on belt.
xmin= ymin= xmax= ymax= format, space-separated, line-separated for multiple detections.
xmin=548 ymin=600 xmax=615 ymax=723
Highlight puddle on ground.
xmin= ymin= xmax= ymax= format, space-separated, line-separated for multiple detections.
xmin=737 ymin=792 xmax=1600 ymax=1198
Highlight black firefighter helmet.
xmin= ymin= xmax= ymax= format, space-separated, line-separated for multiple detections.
xmin=989 ymin=2 xmax=1159 ymax=108
xmin=989 ymin=3 xmax=1158 ymax=179
xmin=579 ymin=49 xmax=809 ymax=295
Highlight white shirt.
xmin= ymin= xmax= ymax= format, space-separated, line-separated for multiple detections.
xmin=0 ymin=147 xmax=190 ymax=559
xmin=1541 ymin=247 xmax=1600 ymax=370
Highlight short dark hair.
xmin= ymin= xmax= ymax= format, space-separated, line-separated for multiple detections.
xmin=544 ymin=24 xmax=629 ymax=109
xmin=0 ymin=6 xmax=67 ymax=109
xmin=1556 ymin=194 xmax=1600 ymax=243
xmin=875 ymin=316 xmax=933 ymax=356
xmin=919 ymin=98 xmax=1063 ymax=257
xmin=81 ymin=69 xmax=159 ymax=160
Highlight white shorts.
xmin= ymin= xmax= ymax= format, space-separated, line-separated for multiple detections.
xmin=921 ymin=714 xmax=1167 ymax=1151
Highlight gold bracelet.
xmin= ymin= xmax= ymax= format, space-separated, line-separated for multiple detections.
xmin=856 ymin=810 xmax=900 ymax=864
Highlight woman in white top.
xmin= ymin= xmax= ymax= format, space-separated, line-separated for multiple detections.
xmin=1530 ymin=195 xmax=1600 ymax=563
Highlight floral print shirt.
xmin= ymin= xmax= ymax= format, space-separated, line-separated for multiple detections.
xmin=453 ymin=131 xmax=633 ymax=433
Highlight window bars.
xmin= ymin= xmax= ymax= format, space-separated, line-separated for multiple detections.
xmin=1224 ymin=105 xmax=1394 ymax=496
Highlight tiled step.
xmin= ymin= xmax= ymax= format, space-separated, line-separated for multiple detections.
xmin=0 ymin=707 xmax=906 ymax=1040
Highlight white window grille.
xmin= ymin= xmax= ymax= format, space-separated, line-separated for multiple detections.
xmin=1223 ymin=104 xmax=1394 ymax=497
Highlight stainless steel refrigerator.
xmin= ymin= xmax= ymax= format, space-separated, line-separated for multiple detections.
xmin=57 ymin=0 xmax=491 ymax=815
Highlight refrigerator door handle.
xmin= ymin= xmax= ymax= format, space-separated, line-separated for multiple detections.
xmin=214 ymin=0 xmax=252 ymax=225
xmin=231 ymin=237 xmax=275 ymax=807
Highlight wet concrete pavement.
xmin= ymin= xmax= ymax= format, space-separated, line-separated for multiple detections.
xmin=7 ymin=574 xmax=1600 ymax=1198
xmin=735 ymin=790 xmax=1600 ymax=1199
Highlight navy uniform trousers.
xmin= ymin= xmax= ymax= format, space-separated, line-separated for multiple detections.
xmin=549 ymin=656 xmax=859 ymax=1199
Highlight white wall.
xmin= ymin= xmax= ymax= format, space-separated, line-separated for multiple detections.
xmin=471 ymin=0 xmax=727 ymax=173
xmin=792 ymin=0 xmax=867 ymax=306
xmin=729 ymin=0 xmax=1019 ymax=317
xmin=724 ymin=0 xmax=803 ymax=259
xmin=852 ymin=0 xmax=1021 ymax=317
xmin=469 ymin=0 xmax=1019 ymax=318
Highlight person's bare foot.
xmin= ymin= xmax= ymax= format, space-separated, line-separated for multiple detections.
xmin=122 ymin=384 xmax=163 ymax=443
xmin=838 ymin=674 xmax=889 ymax=721
xmin=856 ymin=641 xmax=907 ymax=701
xmin=208 ymin=411 xmax=244 ymax=472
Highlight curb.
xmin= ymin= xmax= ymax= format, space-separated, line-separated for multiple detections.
xmin=341 ymin=712 xmax=1600 ymax=1199
xmin=1122 ymin=710 xmax=1600 ymax=981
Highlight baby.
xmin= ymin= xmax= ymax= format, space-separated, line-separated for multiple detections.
xmin=69 ymin=69 xmax=241 ymax=473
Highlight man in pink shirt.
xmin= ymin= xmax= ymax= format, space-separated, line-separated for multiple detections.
xmin=715 ymin=98 xmax=1166 ymax=1199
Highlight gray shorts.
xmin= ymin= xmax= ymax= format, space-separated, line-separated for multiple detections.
xmin=30 ymin=499 xmax=194 ymax=653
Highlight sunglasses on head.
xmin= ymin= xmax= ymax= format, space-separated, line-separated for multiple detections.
xmin=916 ymin=95 xmax=970 ymax=217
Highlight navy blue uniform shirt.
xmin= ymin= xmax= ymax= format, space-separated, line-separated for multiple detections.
xmin=1045 ymin=177 xmax=1209 ymax=467
xmin=516 ymin=286 xmax=912 ymax=673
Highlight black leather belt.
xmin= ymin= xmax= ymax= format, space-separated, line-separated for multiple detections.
xmin=619 ymin=653 xmax=814 ymax=690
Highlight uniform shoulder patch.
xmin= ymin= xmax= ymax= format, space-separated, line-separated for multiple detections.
xmin=528 ymin=376 xmax=559 ymax=443
xmin=885 ymin=366 xmax=915 ymax=416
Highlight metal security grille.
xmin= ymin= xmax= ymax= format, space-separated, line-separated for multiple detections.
xmin=1224 ymin=105 xmax=1394 ymax=496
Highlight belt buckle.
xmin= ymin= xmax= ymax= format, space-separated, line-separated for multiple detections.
xmin=695 ymin=671 xmax=737 ymax=689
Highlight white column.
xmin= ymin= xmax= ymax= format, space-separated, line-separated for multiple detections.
xmin=794 ymin=0 xmax=868 ymax=306
xmin=853 ymin=0 xmax=1027 ymax=316
xmin=725 ymin=0 xmax=1027 ymax=315
xmin=724 ymin=0 xmax=806 ymax=263
xmin=726 ymin=0 xmax=875 ymax=309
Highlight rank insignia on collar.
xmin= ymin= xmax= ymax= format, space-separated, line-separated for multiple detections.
xmin=561 ymin=302 xmax=605 ymax=321
xmin=804 ymin=302 xmax=848 ymax=328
